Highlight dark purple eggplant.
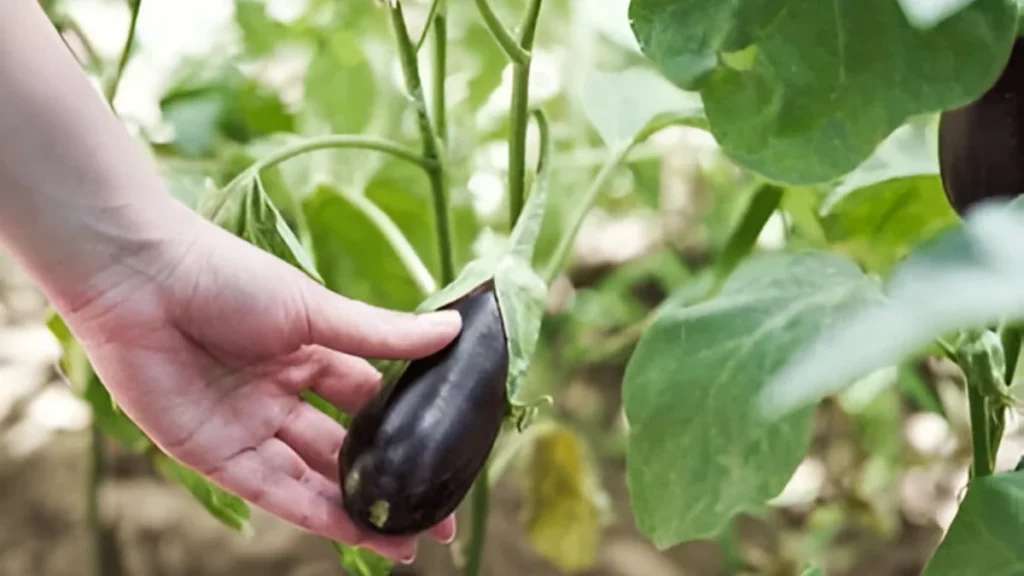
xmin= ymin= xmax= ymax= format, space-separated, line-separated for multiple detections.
xmin=939 ymin=37 xmax=1024 ymax=217
xmin=337 ymin=285 xmax=509 ymax=535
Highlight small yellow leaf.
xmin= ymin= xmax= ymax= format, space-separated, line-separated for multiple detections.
xmin=518 ymin=424 xmax=608 ymax=573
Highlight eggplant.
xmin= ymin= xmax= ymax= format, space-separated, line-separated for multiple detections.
xmin=338 ymin=284 xmax=510 ymax=535
xmin=939 ymin=37 xmax=1024 ymax=217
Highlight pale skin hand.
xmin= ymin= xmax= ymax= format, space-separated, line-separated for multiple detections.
xmin=0 ymin=0 xmax=459 ymax=564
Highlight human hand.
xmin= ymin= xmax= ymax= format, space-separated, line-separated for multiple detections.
xmin=57 ymin=201 xmax=462 ymax=563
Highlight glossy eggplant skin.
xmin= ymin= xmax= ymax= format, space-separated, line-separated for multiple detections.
xmin=939 ymin=37 xmax=1024 ymax=217
xmin=338 ymin=286 xmax=509 ymax=535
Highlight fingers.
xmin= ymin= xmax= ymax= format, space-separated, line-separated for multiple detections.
xmin=300 ymin=282 xmax=462 ymax=360
xmin=209 ymin=437 xmax=419 ymax=563
xmin=277 ymin=401 xmax=458 ymax=544
xmin=306 ymin=348 xmax=384 ymax=415
xmin=277 ymin=401 xmax=346 ymax=482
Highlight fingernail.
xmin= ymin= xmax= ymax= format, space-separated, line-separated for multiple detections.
xmin=422 ymin=310 xmax=462 ymax=329
xmin=400 ymin=552 xmax=417 ymax=565
xmin=442 ymin=528 xmax=457 ymax=545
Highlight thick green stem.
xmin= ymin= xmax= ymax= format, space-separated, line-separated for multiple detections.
xmin=389 ymin=2 xmax=455 ymax=284
xmin=463 ymin=476 xmax=490 ymax=576
xmin=507 ymin=0 xmax=544 ymax=229
xmin=968 ymin=385 xmax=994 ymax=478
xmin=433 ymin=0 xmax=448 ymax=144
xmin=713 ymin=184 xmax=784 ymax=288
xmin=472 ymin=0 xmax=530 ymax=64
xmin=104 ymin=0 xmax=141 ymax=104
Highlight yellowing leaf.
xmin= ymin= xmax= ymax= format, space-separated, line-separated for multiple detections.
xmin=518 ymin=424 xmax=608 ymax=573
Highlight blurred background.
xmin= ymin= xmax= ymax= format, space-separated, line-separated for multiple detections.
xmin=4 ymin=0 xmax=1023 ymax=574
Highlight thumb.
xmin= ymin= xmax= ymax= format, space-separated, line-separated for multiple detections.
xmin=300 ymin=281 xmax=462 ymax=359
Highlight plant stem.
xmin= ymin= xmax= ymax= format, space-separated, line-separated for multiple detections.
xmin=968 ymin=385 xmax=994 ymax=478
xmin=89 ymin=424 xmax=107 ymax=576
xmin=1001 ymin=322 xmax=1023 ymax=384
xmin=463 ymin=477 xmax=490 ymax=576
xmin=414 ymin=0 xmax=442 ymax=53
xmin=472 ymin=0 xmax=530 ymax=64
xmin=389 ymin=2 xmax=456 ymax=284
xmin=432 ymin=0 xmax=448 ymax=144
xmin=713 ymin=183 xmax=784 ymax=286
xmin=104 ymin=0 xmax=141 ymax=104
xmin=543 ymin=146 xmax=628 ymax=283
xmin=237 ymin=135 xmax=429 ymax=184
xmin=507 ymin=0 xmax=544 ymax=229
xmin=333 ymin=187 xmax=438 ymax=296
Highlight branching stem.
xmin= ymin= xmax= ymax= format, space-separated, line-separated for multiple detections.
xmin=389 ymin=2 xmax=456 ymax=284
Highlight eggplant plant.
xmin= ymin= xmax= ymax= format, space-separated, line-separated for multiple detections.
xmin=39 ymin=0 xmax=1024 ymax=574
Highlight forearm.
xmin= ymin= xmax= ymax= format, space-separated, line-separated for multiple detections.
xmin=0 ymin=0 xmax=194 ymax=315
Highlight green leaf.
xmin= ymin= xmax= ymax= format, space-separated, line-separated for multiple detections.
xmin=333 ymin=543 xmax=393 ymax=576
xmin=47 ymin=313 xmax=151 ymax=450
xmin=762 ymin=198 xmax=1024 ymax=416
xmin=623 ymin=251 xmax=884 ymax=548
xmin=921 ymin=470 xmax=1024 ymax=575
xmin=199 ymin=175 xmax=323 ymax=283
xmin=824 ymin=115 xmax=941 ymax=205
xmin=519 ymin=424 xmax=608 ymax=573
xmin=628 ymin=0 xmax=1019 ymax=184
xmin=800 ymin=566 xmax=825 ymax=576
xmin=581 ymin=66 xmax=705 ymax=151
xmin=235 ymin=0 xmax=284 ymax=57
xmin=240 ymin=177 xmax=323 ymax=281
xmin=494 ymin=258 xmax=549 ymax=405
xmin=364 ymin=157 xmax=479 ymax=279
xmin=821 ymin=175 xmax=960 ymax=273
xmin=304 ymin=185 xmax=433 ymax=311
xmin=305 ymin=31 xmax=377 ymax=135
xmin=160 ymin=66 xmax=294 ymax=157
xmin=153 ymin=452 xmax=251 ymax=533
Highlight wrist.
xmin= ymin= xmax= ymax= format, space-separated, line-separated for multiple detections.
xmin=0 ymin=179 xmax=204 ymax=322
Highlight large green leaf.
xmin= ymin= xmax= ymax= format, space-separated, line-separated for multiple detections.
xmin=822 ymin=175 xmax=959 ymax=273
xmin=762 ymin=198 xmax=1024 ymax=416
xmin=921 ymin=471 xmax=1024 ymax=575
xmin=580 ymin=66 xmax=705 ymax=151
xmin=627 ymin=0 xmax=1019 ymax=184
xmin=622 ymin=251 xmax=884 ymax=548
xmin=305 ymin=30 xmax=377 ymax=135
xmin=303 ymin=185 xmax=433 ymax=311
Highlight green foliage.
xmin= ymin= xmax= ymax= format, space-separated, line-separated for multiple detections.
xmin=628 ymin=0 xmax=1020 ymax=184
xmin=623 ymin=251 xmax=884 ymax=548
xmin=304 ymin=184 xmax=434 ymax=310
xmin=764 ymin=198 xmax=1024 ymax=416
xmin=44 ymin=0 xmax=1024 ymax=573
xmin=334 ymin=542 xmax=393 ymax=576
xmin=922 ymin=471 xmax=1024 ymax=575
xmin=153 ymin=453 xmax=252 ymax=533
